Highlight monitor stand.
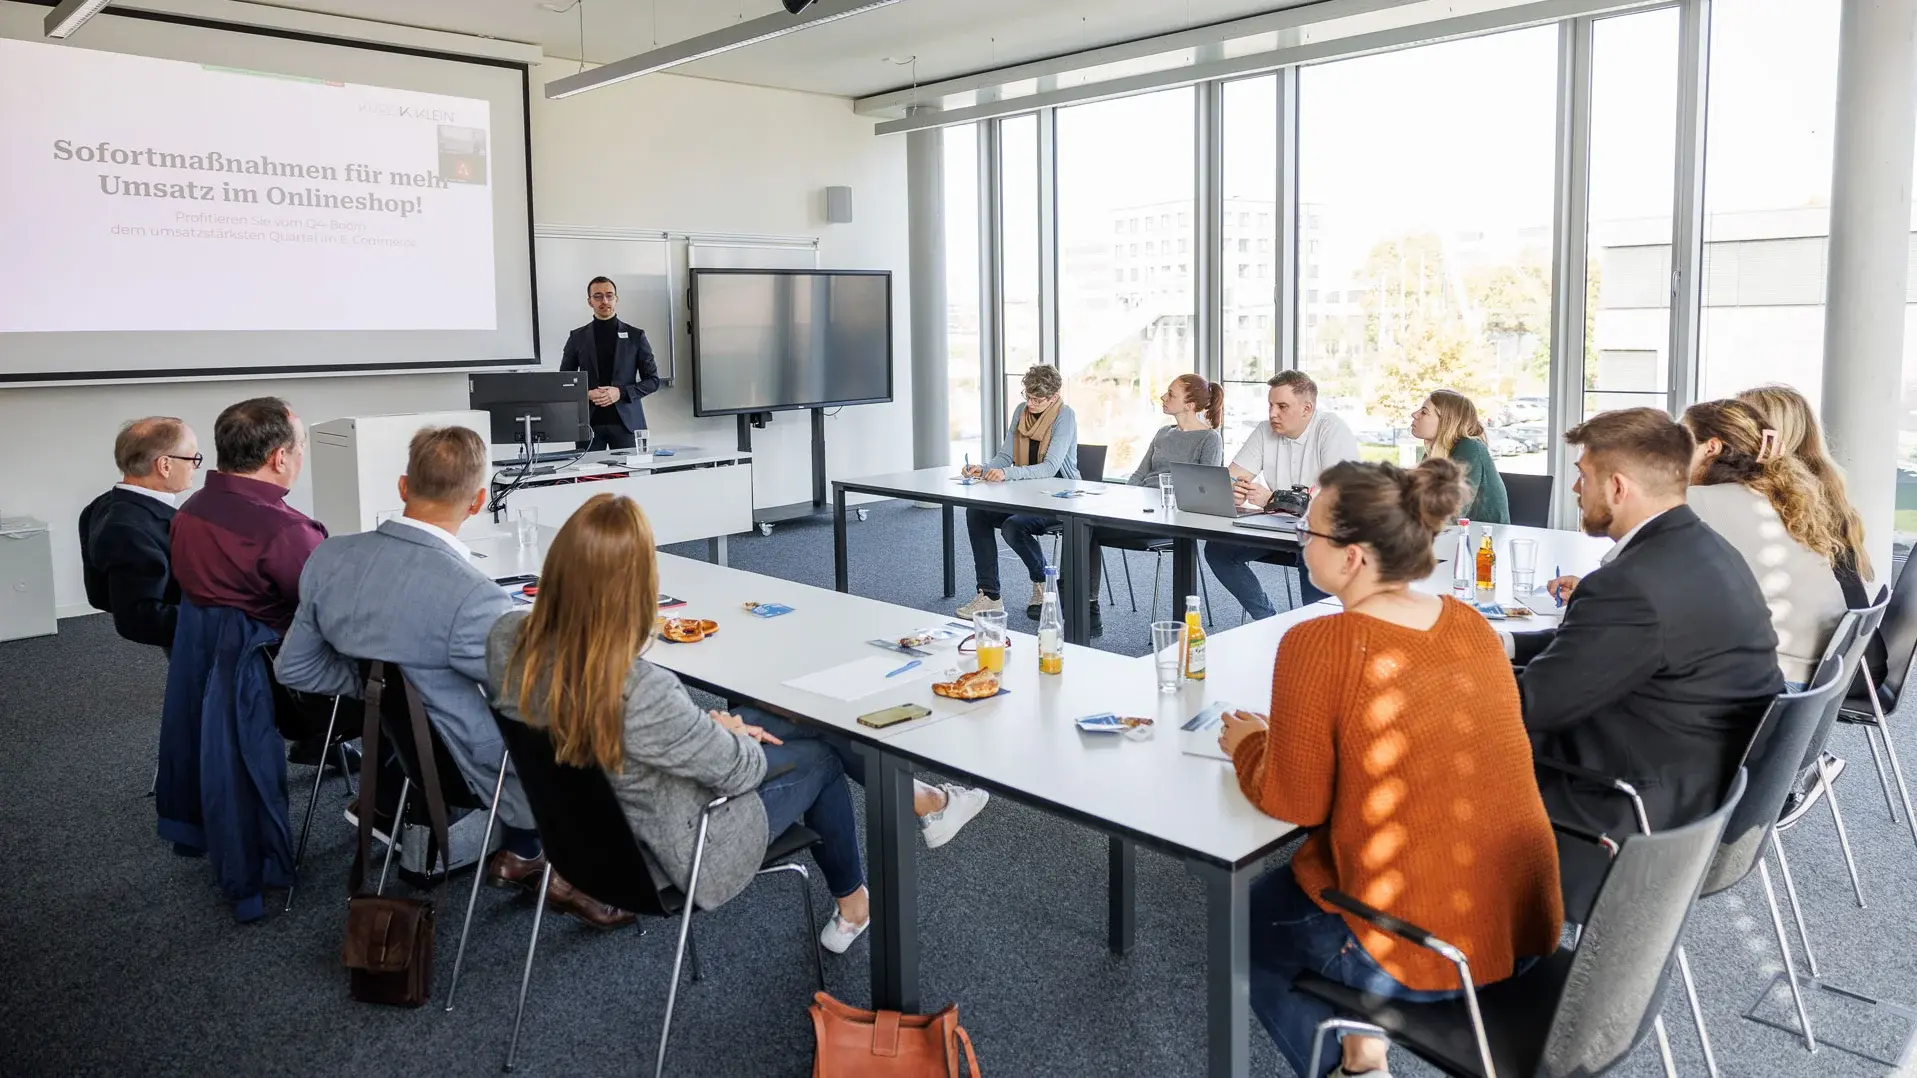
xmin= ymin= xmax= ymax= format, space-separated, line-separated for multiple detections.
xmin=738 ymin=407 xmax=865 ymax=535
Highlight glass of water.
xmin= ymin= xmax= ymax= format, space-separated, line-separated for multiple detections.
xmin=1151 ymin=621 xmax=1186 ymax=693
xmin=1508 ymin=537 xmax=1538 ymax=595
xmin=516 ymin=507 xmax=540 ymax=548
xmin=1157 ymin=472 xmax=1177 ymax=512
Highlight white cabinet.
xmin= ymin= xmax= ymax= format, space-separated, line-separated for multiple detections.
xmin=0 ymin=517 xmax=56 ymax=641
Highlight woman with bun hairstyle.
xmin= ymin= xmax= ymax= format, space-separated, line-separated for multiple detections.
xmin=1080 ymin=374 xmax=1226 ymax=636
xmin=1218 ymin=458 xmax=1562 ymax=1078
xmin=1408 ymin=389 xmax=1508 ymax=523
xmin=1682 ymin=398 xmax=1848 ymax=689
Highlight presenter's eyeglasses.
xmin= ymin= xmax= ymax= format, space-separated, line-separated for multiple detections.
xmin=166 ymin=453 xmax=205 ymax=470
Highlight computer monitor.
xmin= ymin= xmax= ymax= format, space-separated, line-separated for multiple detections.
xmin=468 ymin=372 xmax=591 ymax=455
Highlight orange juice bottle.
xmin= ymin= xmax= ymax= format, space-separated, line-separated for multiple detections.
xmin=1037 ymin=567 xmax=1064 ymax=675
xmin=1181 ymin=595 xmax=1207 ymax=680
xmin=1475 ymin=530 xmax=1496 ymax=597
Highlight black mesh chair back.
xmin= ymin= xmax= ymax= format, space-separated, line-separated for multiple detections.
xmin=1851 ymin=562 xmax=1914 ymax=710
xmin=375 ymin=666 xmax=484 ymax=814
xmin=1501 ymin=472 xmax=1554 ymax=528
xmin=1537 ymin=768 xmax=1745 ymax=1077
xmin=489 ymin=708 xmax=673 ymax=917
xmin=1703 ymin=666 xmax=1845 ymax=897
xmin=1078 ymin=443 xmax=1109 ymax=483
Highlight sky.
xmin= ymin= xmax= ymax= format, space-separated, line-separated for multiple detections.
xmin=943 ymin=0 xmax=1852 ymax=306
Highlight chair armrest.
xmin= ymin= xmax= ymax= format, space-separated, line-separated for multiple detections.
xmin=1535 ymin=755 xmax=1651 ymax=834
xmin=1550 ymin=819 xmax=1620 ymax=859
xmin=1318 ymin=888 xmax=1496 ymax=1077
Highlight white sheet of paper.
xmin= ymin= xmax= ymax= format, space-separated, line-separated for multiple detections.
xmin=782 ymin=655 xmax=935 ymax=701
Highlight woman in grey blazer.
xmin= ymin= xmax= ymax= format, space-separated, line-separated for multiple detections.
xmin=488 ymin=495 xmax=872 ymax=953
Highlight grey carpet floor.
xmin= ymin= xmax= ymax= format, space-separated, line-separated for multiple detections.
xmin=4 ymin=499 xmax=1915 ymax=1077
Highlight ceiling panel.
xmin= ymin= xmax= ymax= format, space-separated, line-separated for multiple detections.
xmin=236 ymin=0 xmax=1333 ymax=97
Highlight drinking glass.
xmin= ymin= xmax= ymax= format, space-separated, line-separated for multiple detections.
xmin=1157 ymin=473 xmax=1177 ymax=512
xmin=1152 ymin=621 xmax=1186 ymax=694
xmin=516 ymin=507 xmax=540 ymax=548
xmin=972 ymin=609 xmax=1008 ymax=673
xmin=1508 ymin=537 xmax=1538 ymax=595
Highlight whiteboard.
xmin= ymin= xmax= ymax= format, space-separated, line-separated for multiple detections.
xmin=534 ymin=228 xmax=820 ymax=384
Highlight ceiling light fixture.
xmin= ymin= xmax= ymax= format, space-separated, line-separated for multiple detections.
xmin=44 ymin=0 xmax=112 ymax=38
xmin=544 ymin=0 xmax=902 ymax=99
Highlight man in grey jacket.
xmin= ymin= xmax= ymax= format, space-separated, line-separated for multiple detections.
xmin=276 ymin=426 xmax=629 ymax=927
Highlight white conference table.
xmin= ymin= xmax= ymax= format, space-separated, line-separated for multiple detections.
xmin=833 ymin=467 xmax=1311 ymax=647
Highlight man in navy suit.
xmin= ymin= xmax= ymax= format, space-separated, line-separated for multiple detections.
xmin=80 ymin=417 xmax=201 ymax=650
xmin=559 ymin=275 xmax=660 ymax=450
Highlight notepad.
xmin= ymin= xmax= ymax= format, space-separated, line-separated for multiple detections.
xmin=782 ymin=655 xmax=935 ymax=701
xmin=1180 ymin=702 xmax=1234 ymax=761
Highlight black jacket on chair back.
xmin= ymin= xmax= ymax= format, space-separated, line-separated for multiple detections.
xmin=1515 ymin=505 xmax=1783 ymax=839
xmin=79 ymin=487 xmax=180 ymax=649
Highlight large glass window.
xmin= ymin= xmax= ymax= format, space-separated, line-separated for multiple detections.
xmin=1698 ymin=0 xmax=1839 ymax=403
xmin=999 ymin=113 xmax=1042 ymax=448
xmin=1297 ymin=27 xmax=1558 ymax=472
xmin=944 ymin=124 xmax=982 ymax=466
xmin=1221 ymin=75 xmax=1280 ymax=450
xmin=1585 ymin=8 xmax=1680 ymax=419
xmin=1056 ymin=87 xmax=1196 ymax=475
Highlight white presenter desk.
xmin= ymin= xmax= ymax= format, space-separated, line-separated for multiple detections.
xmin=488 ymin=446 xmax=752 ymax=564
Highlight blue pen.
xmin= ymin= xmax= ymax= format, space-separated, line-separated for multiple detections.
xmin=1554 ymin=565 xmax=1564 ymax=607
xmin=885 ymin=659 xmax=921 ymax=678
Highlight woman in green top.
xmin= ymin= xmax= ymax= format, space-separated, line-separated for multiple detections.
xmin=1410 ymin=390 xmax=1509 ymax=523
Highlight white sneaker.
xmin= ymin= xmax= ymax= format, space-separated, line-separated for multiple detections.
xmin=819 ymin=909 xmax=871 ymax=955
xmin=956 ymin=590 xmax=1003 ymax=618
xmin=1338 ymin=1069 xmax=1389 ymax=1078
xmin=920 ymin=785 xmax=990 ymax=849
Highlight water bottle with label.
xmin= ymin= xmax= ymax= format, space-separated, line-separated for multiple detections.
xmin=1451 ymin=518 xmax=1475 ymax=599
xmin=1037 ymin=566 xmax=1064 ymax=675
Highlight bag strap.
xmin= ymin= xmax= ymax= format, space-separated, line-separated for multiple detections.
xmin=348 ymin=661 xmax=454 ymax=906
xmin=954 ymin=1025 xmax=981 ymax=1078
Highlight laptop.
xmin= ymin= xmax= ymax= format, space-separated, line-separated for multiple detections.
xmin=1168 ymin=463 xmax=1267 ymax=518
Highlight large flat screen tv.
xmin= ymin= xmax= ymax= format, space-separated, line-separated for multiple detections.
xmin=689 ymin=269 xmax=893 ymax=417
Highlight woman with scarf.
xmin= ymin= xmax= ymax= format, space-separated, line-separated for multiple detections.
xmin=956 ymin=365 xmax=1081 ymax=619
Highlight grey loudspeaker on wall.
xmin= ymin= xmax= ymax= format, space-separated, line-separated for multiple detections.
xmin=825 ymin=186 xmax=853 ymax=224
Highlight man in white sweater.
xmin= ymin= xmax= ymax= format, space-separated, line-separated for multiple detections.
xmin=1206 ymin=371 xmax=1362 ymax=617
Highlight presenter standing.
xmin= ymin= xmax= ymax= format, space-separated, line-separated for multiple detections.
xmin=560 ymin=276 xmax=661 ymax=450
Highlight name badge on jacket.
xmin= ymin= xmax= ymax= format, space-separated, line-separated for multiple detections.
xmin=618 ymin=332 xmax=629 ymax=339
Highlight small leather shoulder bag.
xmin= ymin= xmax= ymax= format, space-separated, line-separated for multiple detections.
xmin=809 ymin=992 xmax=981 ymax=1077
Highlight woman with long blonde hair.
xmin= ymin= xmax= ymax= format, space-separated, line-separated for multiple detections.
xmin=1736 ymin=384 xmax=1876 ymax=592
xmin=1408 ymin=389 xmax=1508 ymax=523
xmin=488 ymin=494 xmax=874 ymax=950
xmin=1682 ymin=399 xmax=1848 ymax=689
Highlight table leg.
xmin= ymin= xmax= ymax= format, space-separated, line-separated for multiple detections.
xmin=941 ymin=504 xmax=956 ymax=599
xmin=1063 ymin=516 xmax=1092 ymax=646
xmin=861 ymin=744 xmax=920 ymax=1013
xmin=707 ymin=534 xmax=728 ymax=567
xmin=1107 ymin=835 xmax=1135 ymax=955
xmin=1172 ymin=538 xmax=1198 ymax=615
xmin=1191 ymin=860 xmax=1250 ymax=1078
xmin=833 ymin=485 xmax=850 ymax=593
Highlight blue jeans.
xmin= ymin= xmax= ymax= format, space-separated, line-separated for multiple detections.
xmin=1250 ymin=866 xmax=1457 ymax=1077
xmin=746 ymin=707 xmax=865 ymax=900
xmin=966 ymin=509 xmax=1053 ymax=597
xmin=1204 ymin=542 xmax=1327 ymax=620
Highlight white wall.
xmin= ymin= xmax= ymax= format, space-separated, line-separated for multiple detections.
xmin=0 ymin=47 xmax=908 ymax=618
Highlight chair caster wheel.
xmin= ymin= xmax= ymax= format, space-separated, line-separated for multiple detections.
xmin=758 ymin=523 xmax=775 ymax=537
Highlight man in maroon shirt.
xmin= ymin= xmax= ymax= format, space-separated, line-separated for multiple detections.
xmin=170 ymin=397 xmax=328 ymax=636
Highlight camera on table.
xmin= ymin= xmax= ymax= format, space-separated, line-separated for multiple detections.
xmin=1266 ymin=485 xmax=1311 ymax=517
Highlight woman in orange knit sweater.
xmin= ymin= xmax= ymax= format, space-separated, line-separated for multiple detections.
xmin=1219 ymin=458 xmax=1563 ymax=1078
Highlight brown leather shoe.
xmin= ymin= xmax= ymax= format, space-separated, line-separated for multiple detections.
xmin=487 ymin=849 xmax=548 ymax=892
xmin=546 ymin=869 xmax=635 ymax=930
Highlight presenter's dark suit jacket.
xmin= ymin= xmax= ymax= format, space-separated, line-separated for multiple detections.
xmin=79 ymin=487 xmax=180 ymax=649
xmin=559 ymin=318 xmax=661 ymax=431
xmin=1515 ymin=505 xmax=1783 ymax=844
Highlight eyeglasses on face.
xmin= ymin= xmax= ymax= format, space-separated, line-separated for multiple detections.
xmin=1295 ymin=525 xmax=1349 ymax=546
xmin=165 ymin=453 xmax=205 ymax=470
xmin=589 ymin=292 xmax=617 ymax=302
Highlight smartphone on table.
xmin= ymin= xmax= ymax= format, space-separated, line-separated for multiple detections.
xmin=857 ymin=703 xmax=932 ymax=729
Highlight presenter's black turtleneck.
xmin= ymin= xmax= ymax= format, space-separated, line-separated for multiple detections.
xmin=590 ymin=316 xmax=620 ymax=423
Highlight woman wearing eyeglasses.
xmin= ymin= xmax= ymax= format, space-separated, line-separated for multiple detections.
xmin=1217 ymin=458 xmax=1562 ymax=1078
xmin=956 ymin=365 xmax=1080 ymax=620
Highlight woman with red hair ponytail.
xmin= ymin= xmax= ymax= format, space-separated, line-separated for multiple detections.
xmin=1077 ymin=375 xmax=1227 ymax=636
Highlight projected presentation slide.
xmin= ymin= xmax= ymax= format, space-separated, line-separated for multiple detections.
xmin=0 ymin=36 xmax=498 ymax=333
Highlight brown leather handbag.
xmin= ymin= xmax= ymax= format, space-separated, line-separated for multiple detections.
xmin=339 ymin=662 xmax=452 ymax=1008
xmin=809 ymin=992 xmax=982 ymax=1077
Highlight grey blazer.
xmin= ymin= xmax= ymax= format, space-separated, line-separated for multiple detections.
xmin=275 ymin=521 xmax=529 ymax=828
xmin=487 ymin=611 xmax=770 ymax=910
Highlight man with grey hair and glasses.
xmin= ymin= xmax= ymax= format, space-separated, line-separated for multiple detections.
xmin=80 ymin=417 xmax=202 ymax=649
